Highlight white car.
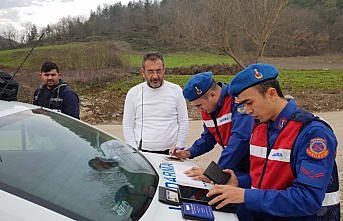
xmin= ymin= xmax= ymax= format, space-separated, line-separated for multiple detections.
xmin=0 ymin=101 xmax=238 ymax=221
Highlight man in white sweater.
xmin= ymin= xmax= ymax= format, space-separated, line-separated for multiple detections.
xmin=123 ymin=52 xmax=189 ymax=154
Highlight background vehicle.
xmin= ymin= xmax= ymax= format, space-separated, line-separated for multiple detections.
xmin=0 ymin=101 xmax=238 ymax=221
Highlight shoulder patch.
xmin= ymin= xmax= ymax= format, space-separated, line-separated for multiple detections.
xmin=234 ymin=97 xmax=245 ymax=113
xmin=306 ymin=138 xmax=329 ymax=159
xmin=237 ymin=104 xmax=245 ymax=113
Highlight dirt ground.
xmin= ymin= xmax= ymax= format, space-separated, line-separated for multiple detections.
xmin=264 ymin=54 xmax=343 ymax=70
xmin=96 ymin=111 xmax=343 ymax=218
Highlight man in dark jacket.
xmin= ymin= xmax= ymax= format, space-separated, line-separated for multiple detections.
xmin=33 ymin=61 xmax=80 ymax=119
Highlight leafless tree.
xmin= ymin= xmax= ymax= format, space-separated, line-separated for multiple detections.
xmin=235 ymin=0 xmax=289 ymax=63
xmin=207 ymin=0 xmax=289 ymax=67
xmin=2 ymin=25 xmax=18 ymax=48
xmin=207 ymin=0 xmax=245 ymax=66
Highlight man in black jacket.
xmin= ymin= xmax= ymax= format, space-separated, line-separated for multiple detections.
xmin=33 ymin=61 xmax=80 ymax=119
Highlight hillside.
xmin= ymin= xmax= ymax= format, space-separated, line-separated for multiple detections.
xmin=0 ymin=41 xmax=235 ymax=71
xmin=0 ymin=40 xmax=342 ymax=124
xmin=0 ymin=36 xmax=19 ymax=49
xmin=0 ymin=40 xmax=125 ymax=71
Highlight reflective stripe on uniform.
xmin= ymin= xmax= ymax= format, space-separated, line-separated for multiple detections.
xmin=322 ymin=191 xmax=340 ymax=206
xmin=203 ymin=113 xmax=232 ymax=127
xmin=203 ymin=119 xmax=215 ymax=127
xmin=268 ymin=148 xmax=291 ymax=162
xmin=250 ymin=145 xmax=292 ymax=163
xmin=250 ymin=144 xmax=267 ymax=158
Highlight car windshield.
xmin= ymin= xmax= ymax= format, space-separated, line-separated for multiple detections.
xmin=0 ymin=108 xmax=158 ymax=221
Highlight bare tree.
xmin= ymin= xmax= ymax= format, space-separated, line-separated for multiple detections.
xmin=235 ymin=0 xmax=289 ymax=63
xmin=169 ymin=0 xmax=196 ymax=48
xmin=207 ymin=0 xmax=289 ymax=67
xmin=207 ymin=0 xmax=245 ymax=67
xmin=2 ymin=25 xmax=18 ymax=48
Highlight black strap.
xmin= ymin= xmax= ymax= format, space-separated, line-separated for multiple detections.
xmin=209 ymin=85 xmax=228 ymax=149
xmin=211 ymin=114 xmax=225 ymax=149
xmin=141 ymin=149 xmax=170 ymax=155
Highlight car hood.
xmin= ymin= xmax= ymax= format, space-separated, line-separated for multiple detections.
xmin=0 ymin=100 xmax=36 ymax=117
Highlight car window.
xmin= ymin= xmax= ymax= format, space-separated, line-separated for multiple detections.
xmin=0 ymin=109 xmax=158 ymax=221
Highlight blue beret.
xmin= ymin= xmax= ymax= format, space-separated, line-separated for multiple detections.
xmin=183 ymin=72 xmax=213 ymax=101
xmin=229 ymin=63 xmax=279 ymax=96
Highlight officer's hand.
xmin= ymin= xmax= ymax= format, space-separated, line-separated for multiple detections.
xmin=170 ymin=148 xmax=191 ymax=159
xmin=207 ymin=185 xmax=245 ymax=209
xmin=184 ymin=167 xmax=211 ymax=183
xmin=223 ymin=169 xmax=238 ymax=187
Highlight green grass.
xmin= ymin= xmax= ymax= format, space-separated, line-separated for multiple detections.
xmin=1 ymin=43 xmax=235 ymax=70
xmin=121 ymin=51 xmax=235 ymax=68
xmin=107 ymin=70 xmax=343 ymax=95
xmin=2 ymin=41 xmax=342 ymax=94
xmin=0 ymin=42 xmax=86 ymax=68
xmin=279 ymin=70 xmax=343 ymax=90
xmin=0 ymin=41 xmax=124 ymax=70
xmin=107 ymin=75 xmax=235 ymax=94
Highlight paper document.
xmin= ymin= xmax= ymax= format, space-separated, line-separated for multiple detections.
xmin=160 ymin=161 xmax=213 ymax=189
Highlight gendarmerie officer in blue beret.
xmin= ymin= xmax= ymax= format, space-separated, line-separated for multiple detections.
xmin=207 ymin=64 xmax=340 ymax=221
xmin=172 ymin=72 xmax=254 ymax=182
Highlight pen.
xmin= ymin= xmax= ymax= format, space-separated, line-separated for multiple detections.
xmin=170 ymin=147 xmax=185 ymax=155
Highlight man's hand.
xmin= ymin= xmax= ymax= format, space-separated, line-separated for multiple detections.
xmin=170 ymin=147 xmax=191 ymax=159
xmin=207 ymin=185 xmax=245 ymax=209
xmin=223 ymin=169 xmax=239 ymax=187
xmin=184 ymin=167 xmax=211 ymax=183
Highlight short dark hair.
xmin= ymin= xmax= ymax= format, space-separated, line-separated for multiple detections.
xmin=254 ymin=79 xmax=284 ymax=98
xmin=202 ymin=79 xmax=217 ymax=99
xmin=208 ymin=79 xmax=217 ymax=91
xmin=142 ymin=52 xmax=164 ymax=68
xmin=41 ymin=61 xmax=59 ymax=73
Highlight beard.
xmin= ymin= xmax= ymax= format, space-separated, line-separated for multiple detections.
xmin=45 ymin=79 xmax=59 ymax=89
xmin=147 ymin=77 xmax=163 ymax=88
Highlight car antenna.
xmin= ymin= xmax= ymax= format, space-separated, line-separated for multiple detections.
xmin=0 ymin=32 xmax=45 ymax=98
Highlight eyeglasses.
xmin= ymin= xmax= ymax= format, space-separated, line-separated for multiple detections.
xmin=144 ymin=69 xmax=163 ymax=75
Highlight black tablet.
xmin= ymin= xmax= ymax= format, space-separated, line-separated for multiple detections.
xmin=178 ymin=185 xmax=209 ymax=204
xmin=178 ymin=185 xmax=237 ymax=213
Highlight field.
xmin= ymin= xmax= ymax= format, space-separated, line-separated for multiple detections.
xmin=73 ymin=69 xmax=343 ymax=123
xmin=122 ymin=52 xmax=235 ymax=68
xmin=107 ymin=70 xmax=343 ymax=94
xmin=0 ymin=41 xmax=124 ymax=71
xmin=1 ymin=42 xmax=342 ymax=123
xmin=0 ymin=42 xmax=234 ymax=71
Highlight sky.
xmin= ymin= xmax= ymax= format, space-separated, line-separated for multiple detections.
xmin=0 ymin=0 xmax=132 ymax=35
